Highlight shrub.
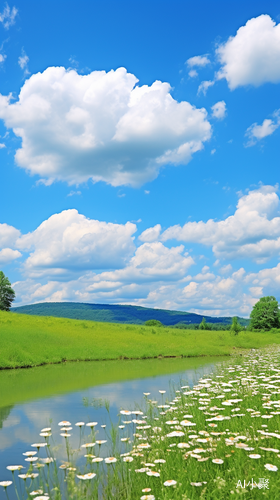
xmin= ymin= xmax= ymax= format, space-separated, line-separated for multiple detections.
xmin=230 ymin=316 xmax=242 ymax=336
xmin=145 ymin=319 xmax=163 ymax=327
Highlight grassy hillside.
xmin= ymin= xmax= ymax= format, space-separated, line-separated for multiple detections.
xmin=0 ymin=310 xmax=279 ymax=369
xmin=11 ymin=301 xmax=250 ymax=326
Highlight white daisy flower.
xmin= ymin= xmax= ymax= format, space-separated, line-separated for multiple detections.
xmin=104 ymin=457 xmax=117 ymax=464
xmin=264 ymin=463 xmax=278 ymax=471
xmin=0 ymin=481 xmax=13 ymax=487
xmin=164 ymin=479 xmax=177 ymax=486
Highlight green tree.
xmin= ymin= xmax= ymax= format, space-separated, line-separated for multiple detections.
xmin=0 ymin=271 xmax=15 ymax=311
xmin=199 ymin=317 xmax=206 ymax=330
xmin=250 ymin=296 xmax=280 ymax=331
xmin=145 ymin=319 xmax=163 ymax=327
xmin=230 ymin=316 xmax=242 ymax=335
xmin=199 ymin=318 xmax=211 ymax=330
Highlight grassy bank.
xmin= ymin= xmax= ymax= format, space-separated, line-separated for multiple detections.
xmin=1 ymin=310 xmax=280 ymax=369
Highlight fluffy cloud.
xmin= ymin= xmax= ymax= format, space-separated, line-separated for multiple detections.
xmin=216 ymin=15 xmax=280 ymax=89
xmin=11 ymin=209 xmax=280 ymax=317
xmin=245 ymin=110 xmax=280 ymax=146
xmin=130 ymin=267 xmax=254 ymax=317
xmin=219 ymin=264 xmax=232 ymax=275
xmin=211 ymin=101 xmax=226 ymax=120
xmin=138 ymin=224 xmax=161 ymax=242
xmin=12 ymin=261 xmax=258 ymax=317
xmin=188 ymin=69 xmax=198 ymax=78
xmin=186 ymin=55 xmax=210 ymax=67
xmin=0 ymin=222 xmax=21 ymax=248
xmin=0 ymin=218 xmax=22 ymax=266
xmin=197 ymin=80 xmax=215 ymax=96
xmin=17 ymin=209 xmax=137 ymax=278
xmin=246 ymin=263 xmax=280 ymax=292
xmin=0 ymin=66 xmax=211 ymax=187
xmin=0 ymin=3 xmax=17 ymax=29
xmin=13 ymin=242 xmax=195 ymax=306
xmin=6 ymin=188 xmax=280 ymax=316
xmin=0 ymin=248 xmax=21 ymax=264
xmin=162 ymin=185 xmax=280 ymax=262
xmin=90 ymin=242 xmax=194 ymax=285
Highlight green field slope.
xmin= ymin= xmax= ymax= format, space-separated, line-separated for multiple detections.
xmin=0 ymin=311 xmax=279 ymax=369
xmin=11 ymin=301 xmax=250 ymax=326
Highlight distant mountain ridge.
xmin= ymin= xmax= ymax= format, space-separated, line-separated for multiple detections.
xmin=11 ymin=302 xmax=249 ymax=326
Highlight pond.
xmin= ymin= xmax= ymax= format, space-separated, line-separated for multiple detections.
xmin=0 ymin=356 xmax=228 ymax=494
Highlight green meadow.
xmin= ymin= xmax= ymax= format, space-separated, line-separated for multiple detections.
xmin=1 ymin=310 xmax=280 ymax=369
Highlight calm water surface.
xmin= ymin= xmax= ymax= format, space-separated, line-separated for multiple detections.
xmin=0 ymin=356 xmax=228 ymax=484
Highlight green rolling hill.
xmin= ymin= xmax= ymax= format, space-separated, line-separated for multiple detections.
xmin=11 ymin=302 xmax=249 ymax=326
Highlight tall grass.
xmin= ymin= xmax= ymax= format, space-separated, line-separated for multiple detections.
xmin=1 ymin=310 xmax=280 ymax=369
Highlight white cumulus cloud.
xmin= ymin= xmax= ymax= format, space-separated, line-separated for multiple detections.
xmin=216 ymin=15 xmax=280 ymax=89
xmin=10 ymin=207 xmax=280 ymax=317
xmin=12 ymin=243 xmax=195 ymax=307
xmin=90 ymin=242 xmax=194 ymax=285
xmin=0 ymin=222 xmax=21 ymax=248
xmin=0 ymin=66 xmax=211 ymax=187
xmin=0 ymin=248 xmax=21 ymax=264
xmin=188 ymin=69 xmax=198 ymax=78
xmin=211 ymin=101 xmax=226 ymax=120
xmin=197 ymin=80 xmax=215 ymax=96
xmin=186 ymin=55 xmax=210 ymax=67
xmin=138 ymin=224 xmax=161 ymax=242
xmin=162 ymin=185 xmax=280 ymax=262
xmin=132 ymin=268 xmax=253 ymax=317
xmin=245 ymin=110 xmax=280 ymax=146
xmin=12 ymin=262 xmax=257 ymax=317
xmin=16 ymin=209 xmax=137 ymax=278
xmin=246 ymin=263 xmax=280 ymax=292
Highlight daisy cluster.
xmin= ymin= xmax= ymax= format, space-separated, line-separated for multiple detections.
xmin=123 ymin=347 xmax=280 ymax=498
xmin=1 ymin=348 xmax=280 ymax=499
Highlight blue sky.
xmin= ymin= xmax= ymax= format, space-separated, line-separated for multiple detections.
xmin=0 ymin=0 xmax=280 ymax=317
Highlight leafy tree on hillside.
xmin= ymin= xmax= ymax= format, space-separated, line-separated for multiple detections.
xmin=250 ymin=296 xmax=280 ymax=331
xmin=0 ymin=271 xmax=15 ymax=311
xmin=230 ymin=316 xmax=242 ymax=335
